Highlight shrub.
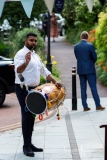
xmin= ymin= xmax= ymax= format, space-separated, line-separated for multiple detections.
xmin=40 ymin=63 xmax=61 ymax=85
xmin=52 ymin=65 xmax=61 ymax=81
xmin=95 ymin=12 xmax=107 ymax=87
xmin=96 ymin=12 xmax=107 ymax=61
xmin=66 ymin=28 xmax=81 ymax=44
xmin=88 ymin=29 xmax=96 ymax=46
xmin=11 ymin=27 xmax=44 ymax=56
xmin=96 ymin=61 xmax=107 ymax=86
xmin=66 ymin=26 xmax=95 ymax=44
xmin=0 ymin=42 xmax=7 ymax=56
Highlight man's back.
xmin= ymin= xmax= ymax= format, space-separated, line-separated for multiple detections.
xmin=74 ymin=40 xmax=97 ymax=74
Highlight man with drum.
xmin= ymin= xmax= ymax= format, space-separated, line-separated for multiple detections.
xmin=14 ymin=32 xmax=62 ymax=157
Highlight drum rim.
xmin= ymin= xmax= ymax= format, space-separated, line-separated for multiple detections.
xmin=26 ymin=91 xmax=47 ymax=115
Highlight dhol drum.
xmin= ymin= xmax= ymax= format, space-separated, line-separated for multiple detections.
xmin=25 ymin=83 xmax=66 ymax=115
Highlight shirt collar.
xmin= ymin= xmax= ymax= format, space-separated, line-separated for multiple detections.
xmin=23 ymin=46 xmax=30 ymax=52
xmin=23 ymin=46 xmax=35 ymax=54
xmin=81 ymin=39 xmax=87 ymax=42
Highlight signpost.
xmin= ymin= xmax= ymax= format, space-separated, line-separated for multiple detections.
xmin=46 ymin=12 xmax=52 ymax=73
xmin=46 ymin=0 xmax=65 ymax=73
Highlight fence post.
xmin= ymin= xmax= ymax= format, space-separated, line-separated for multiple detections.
xmin=71 ymin=66 xmax=77 ymax=110
xmin=100 ymin=125 xmax=107 ymax=160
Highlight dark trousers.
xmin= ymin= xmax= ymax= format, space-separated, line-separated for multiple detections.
xmin=15 ymin=84 xmax=35 ymax=148
xmin=79 ymin=73 xmax=101 ymax=108
xmin=43 ymin=28 xmax=47 ymax=41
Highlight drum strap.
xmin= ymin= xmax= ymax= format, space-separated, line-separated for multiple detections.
xmin=18 ymin=74 xmax=28 ymax=91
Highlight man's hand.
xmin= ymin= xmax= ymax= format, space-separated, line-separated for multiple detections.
xmin=46 ymin=75 xmax=64 ymax=89
xmin=25 ymin=52 xmax=31 ymax=65
xmin=55 ymin=82 xmax=63 ymax=89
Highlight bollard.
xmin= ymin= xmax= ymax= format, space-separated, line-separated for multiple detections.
xmin=71 ymin=66 xmax=77 ymax=110
xmin=100 ymin=125 xmax=107 ymax=160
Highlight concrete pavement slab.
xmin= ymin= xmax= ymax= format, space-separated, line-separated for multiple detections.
xmin=0 ymin=97 xmax=107 ymax=160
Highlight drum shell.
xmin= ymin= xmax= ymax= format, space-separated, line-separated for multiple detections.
xmin=35 ymin=83 xmax=65 ymax=110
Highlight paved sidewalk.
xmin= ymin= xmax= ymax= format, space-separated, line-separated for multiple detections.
xmin=0 ymin=98 xmax=107 ymax=160
xmin=0 ymin=36 xmax=107 ymax=160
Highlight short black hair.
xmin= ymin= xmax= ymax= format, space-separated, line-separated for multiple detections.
xmin=26 ymin=32 xmax=37 ymax=38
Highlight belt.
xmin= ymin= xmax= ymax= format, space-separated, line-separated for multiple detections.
xmin=15 ymin=84 xmax=37 ymax=89
xmin=28 ymin=86 xmax=37 ymax=89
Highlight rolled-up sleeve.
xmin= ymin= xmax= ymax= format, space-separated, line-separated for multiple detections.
xmin=14 ymin=53 xmax=25 ymax=73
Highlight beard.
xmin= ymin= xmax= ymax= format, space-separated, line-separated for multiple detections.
xmin=27 ymin=46 xmax=36 ymax=51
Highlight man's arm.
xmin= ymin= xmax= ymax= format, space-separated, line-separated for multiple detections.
xmin=17 ymin=62 xmax=28 ymax=73
xmin=74 ymin=46 xmax=77 ymax=59
xmin=46 ymin=74 xmax=63 ymax=88
xmin=17 ymin=52 xmax=31 ymax=73
xmin=90 ymin=44 xmax=97 ymax=63
xmin=46 ymin=74 xmax=57 ymax=84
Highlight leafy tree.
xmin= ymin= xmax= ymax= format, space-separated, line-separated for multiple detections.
xmin=63 ymin=0 xmax=104 ymax=43
xmin=1 ymin=0 xmax=47 ymax=31
xmin=12 ymin=27 xmax=44 ymax=55
xmin=96 ymin=12 xmax=107 ymax=61
xmin=62 ymin=0 xmax=103 ymax=30
xmin=91 ymin=10 xmax=107 ymax=87
xmin=62 ymin=0 xmax=77 ymax=29
xmin=74 ymin=0 xmax=103 ymax=30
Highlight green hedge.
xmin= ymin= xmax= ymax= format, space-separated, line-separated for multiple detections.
xmin=11 ymin=27 xmax=44 ymax=56
xmin=0 ymin=42 xmax=7 ymax=56
xmin=95 ymin=12 xmax=107 ymax=87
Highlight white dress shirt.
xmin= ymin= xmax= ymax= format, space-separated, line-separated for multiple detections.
xmin=14 ymin=46 xmax=51 ymax=87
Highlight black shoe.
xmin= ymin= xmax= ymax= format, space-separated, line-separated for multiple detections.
xmin=31 ymin=144 xmax=43 ymax=152
xmin=23 ymin=147 xmax=34 ymax=157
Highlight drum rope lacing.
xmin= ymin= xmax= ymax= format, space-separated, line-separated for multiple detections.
xmin=47 ymin=89 xmax=65 ymax=105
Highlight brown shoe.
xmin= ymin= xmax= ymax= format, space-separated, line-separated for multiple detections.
xmin=84 ymin=107 xmax=91 ymax=111
xmin=96 ymin=106 xmax=105 ymax=110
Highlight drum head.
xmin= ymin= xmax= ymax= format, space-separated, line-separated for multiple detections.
xmin=26 ymin=91 xmax=46 ymax=115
